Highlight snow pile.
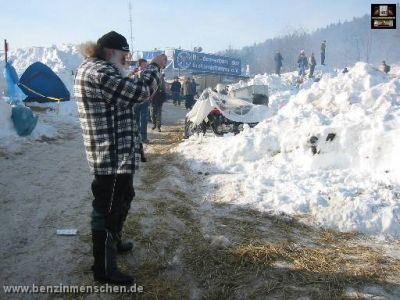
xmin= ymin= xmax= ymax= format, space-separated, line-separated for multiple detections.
xmin=178 ymin=62 xmax=400 ymax=237
xmin=0 ymin=44 xmax=82 ymax=93
xmin=228 ymin=65 xmax=340 ymax=117
xmin=0 ymin=100 xmax=15 ymax=140
xmin=229 ymin=72 xmax=293 ymax=94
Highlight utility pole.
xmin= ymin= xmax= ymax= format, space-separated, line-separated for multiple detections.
xmin=4 ymin=39 xmax=8 ymax=63
xmin=128 ymin=0 xmax=134 ymax=56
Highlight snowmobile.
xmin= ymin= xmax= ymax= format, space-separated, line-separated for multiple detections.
xmin=184 ymin=88 xmax=269 ymax=138
xmin=185 ymin=106 xmax=246 ymax=137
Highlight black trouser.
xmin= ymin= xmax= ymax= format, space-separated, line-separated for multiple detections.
xmin=275 ymin=65 xmax=281 ymax=76
xmin=172 ymin=91 xmax=180 ymax=105
xmin=185 ymin=95 xmax=194 ymax=109
xmin=309 ymin=65 xmax=315 ymax=78
xmin=151 ymin=105 xmax=162 ymax=129
xmin=91 ymin=174 xmax=134 ymax=234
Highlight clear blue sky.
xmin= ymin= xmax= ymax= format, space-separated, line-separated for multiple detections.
xmin=0 ymin=0 xmax=373 ymax=53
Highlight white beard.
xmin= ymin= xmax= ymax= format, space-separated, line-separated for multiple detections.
xmin=109 ymin=55 xmax=129 ymax=77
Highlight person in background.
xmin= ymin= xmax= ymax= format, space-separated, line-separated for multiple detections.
xmin=342 ymin=67 xmax=349 ymax=74
xmin=182 ymin=77 xmax=193 ymax=110
xmin=309 ymin=53 xmax=316 ymax=78
xmin=274 ymin=51 xmax=283 ymax=76
xmin=297 ymin=50 xmax=308 ymax=77
xmin=129 ymin=58 xmax=147 ymax=77
xmin=151 ymin=74 xmax=166 ymax=132
xmin=190 ymin=78 xmax=197 ymax=103
xmin=74 ymin=30 xmax=166 ymax=285
xmin=321 ymin=40 xmax=326 ymax=65
xmin=380 ymin=60 xmax=391 ymax=73
xmin=170 ymin=76 xmax=182 ymax=106
xmin=130 ymin=59 xmax=150 ymax=143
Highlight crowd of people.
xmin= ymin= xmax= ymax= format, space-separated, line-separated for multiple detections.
xmin=128 ymin=63 xmax=198 ymax=141
xmin=170 ymin=76 xmax=197 ymax=109
xmin=275 ymin=40 xmax=391 ymax=78
xmin=274 ymin=40 xmax=327 ymax=79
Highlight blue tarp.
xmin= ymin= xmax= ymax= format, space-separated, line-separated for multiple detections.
xmin=3 ymin=61 xmax=25 ymax=104
xmin=18 ymin=62 xmax=70 ymax=103
xmin=5 ymin=61 xmax=18 ymax=84
xmin=11 ymin=105 xmax=38 ymax=136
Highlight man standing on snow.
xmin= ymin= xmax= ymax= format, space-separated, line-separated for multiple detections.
xmin=274 ymin=51 xmax=283 ymax=76
xmin=297 ymin=50 xmax=308 ymax=77
xmin=309 ymin=53 xmax=317 ymax=78
xmin=320 ymin=40 xmax=326 ymax=65
xmin=379 ymin=60 xmax=391 ymax=73
xmin=74 ymin=31 xmax=166 ymax=285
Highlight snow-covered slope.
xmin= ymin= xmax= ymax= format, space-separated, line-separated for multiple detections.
xmin=0 ymin=44 xmax=82 ymax=94
xmin=178 ymin=62 xmax=400 ymax=237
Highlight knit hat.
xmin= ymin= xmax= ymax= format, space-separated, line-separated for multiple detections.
xmin=97 ymin=31 xmax=130 ymax=52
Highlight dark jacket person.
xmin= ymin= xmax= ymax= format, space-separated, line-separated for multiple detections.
xmin=170 ymin=77 xmax=182 ymax=105
xmin=274 ymin=51 xmax=283 ymax=76
xmin=151 ymin=75 xmax=166 ymax=131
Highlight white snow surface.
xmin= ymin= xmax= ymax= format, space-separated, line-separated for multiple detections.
xmin=178 ymin=62 xmax=400 ymax=237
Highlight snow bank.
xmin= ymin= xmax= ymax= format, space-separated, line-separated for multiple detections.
xmin=0 ymin=44 xmax=82 ymax=93
xmin=178 ymin=62 xmax=400 ymax=237
xmin=0 ymin=100 xmax=16 ymax=140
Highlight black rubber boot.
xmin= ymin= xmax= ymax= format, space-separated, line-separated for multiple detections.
xmin=115 ymin=232 xmax=133 ymax=253
xmin=91 ymin=231 xmax=133 ymax=285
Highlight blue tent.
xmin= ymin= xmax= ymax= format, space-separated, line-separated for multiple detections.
xmin=18 ymin=62 xmax=70 ymax=103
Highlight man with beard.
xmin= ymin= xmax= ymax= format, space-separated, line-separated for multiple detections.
xmin=74 ymin=31 xmax=167 ymax=284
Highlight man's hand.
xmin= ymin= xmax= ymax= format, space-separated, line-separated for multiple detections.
xmin=151 ymin=54 xmax=167 ymax=69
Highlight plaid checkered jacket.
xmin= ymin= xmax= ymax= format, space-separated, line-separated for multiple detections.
xmin=74 ymin=58 xmax=160 ymax=175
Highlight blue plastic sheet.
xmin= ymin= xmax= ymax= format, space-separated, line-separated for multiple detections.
xmin=3 ymin=61 xmax=25 ymax=105
xmin=11 ymin=105 xmax=38 ymax=136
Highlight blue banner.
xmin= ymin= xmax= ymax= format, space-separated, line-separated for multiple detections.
xmin=142 ymin=51 xmax=164 ymax=60
xmin=173 ymin=49 xmax=241 ymax=76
